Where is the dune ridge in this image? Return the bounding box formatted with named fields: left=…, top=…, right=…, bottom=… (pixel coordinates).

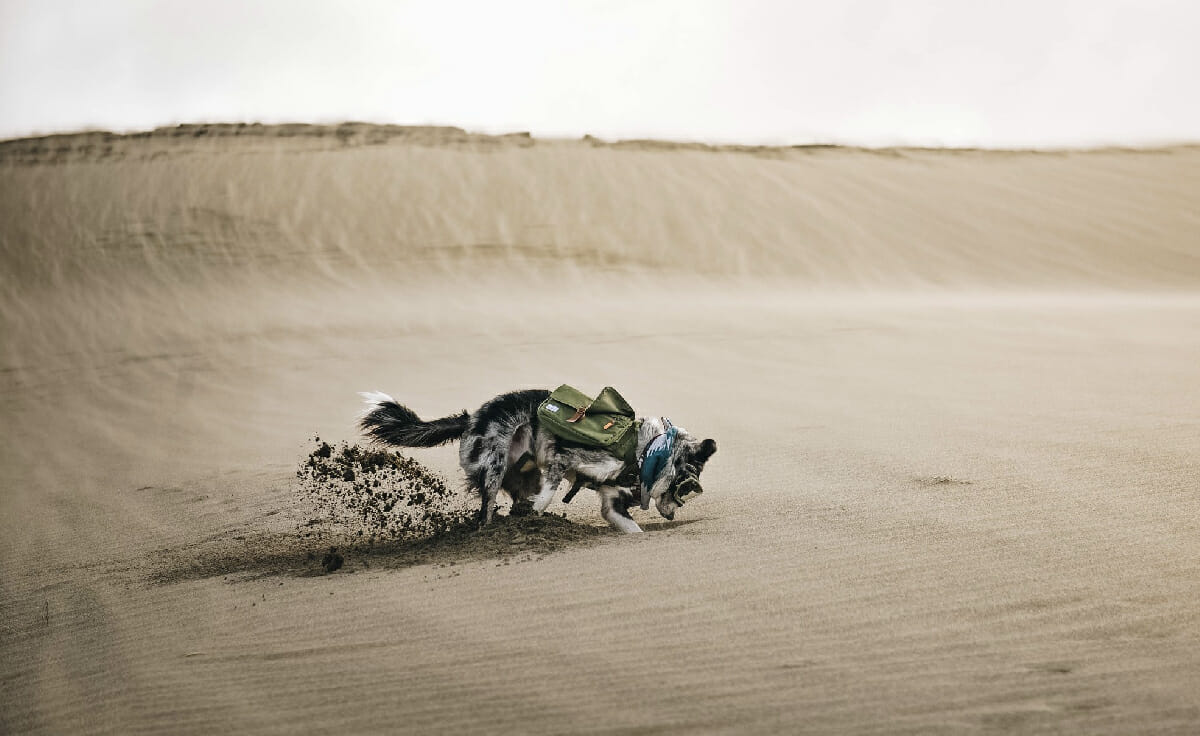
left=3, top=127, right=1197, bottom=294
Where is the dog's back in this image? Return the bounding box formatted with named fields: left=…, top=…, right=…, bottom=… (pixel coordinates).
left=361, top=388, right=551, bottom=523
left=457, top=389, right=549, bottom=494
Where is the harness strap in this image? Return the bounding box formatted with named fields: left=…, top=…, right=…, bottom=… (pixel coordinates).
left=562, top=475, right=588, bottom=504
left=560, top=417, right=673, bottom=508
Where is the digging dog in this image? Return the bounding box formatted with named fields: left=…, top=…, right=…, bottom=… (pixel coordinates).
left=358, top=389, right=716, bottom=533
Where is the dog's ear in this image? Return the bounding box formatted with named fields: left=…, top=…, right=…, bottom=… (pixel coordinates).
left=696, top=438, right=717, bottom=463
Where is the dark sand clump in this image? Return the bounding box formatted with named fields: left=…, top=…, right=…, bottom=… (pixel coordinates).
left=296, top=438, right=472, bottom=544
left=148, top=440, right=605, bottom=583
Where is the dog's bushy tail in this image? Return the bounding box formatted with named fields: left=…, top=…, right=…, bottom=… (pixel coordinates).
left=359, top=392, right=469, bottom=447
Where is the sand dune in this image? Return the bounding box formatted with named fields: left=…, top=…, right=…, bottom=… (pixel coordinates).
left=4, top=129, right=1198, bottom=291
left=2, top=127, right=1199, bottom=734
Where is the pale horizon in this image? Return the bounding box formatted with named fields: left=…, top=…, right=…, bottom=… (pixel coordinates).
left=2, top=0, right=1198, bottom=148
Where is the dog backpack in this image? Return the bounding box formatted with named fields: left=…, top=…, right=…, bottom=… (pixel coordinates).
left=537, top=385, right=640, bottom=463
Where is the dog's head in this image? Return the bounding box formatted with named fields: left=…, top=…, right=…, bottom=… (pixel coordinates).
left=641, top=419, right=717, bottom=521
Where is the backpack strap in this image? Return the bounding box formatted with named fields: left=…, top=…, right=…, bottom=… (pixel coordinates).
left=562, top=475, right=590, bottom=504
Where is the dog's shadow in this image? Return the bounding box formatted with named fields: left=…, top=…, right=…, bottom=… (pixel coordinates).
left=147, top=512, right=670, bottom=584
left=638, top=518, right=705, bottom=532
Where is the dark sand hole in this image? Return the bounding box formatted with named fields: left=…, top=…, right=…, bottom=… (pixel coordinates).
left=913, top=475, right=973, bottom=488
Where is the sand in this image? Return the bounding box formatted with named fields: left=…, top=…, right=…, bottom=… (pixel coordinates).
left=2, top=128, right=1200, bottom=734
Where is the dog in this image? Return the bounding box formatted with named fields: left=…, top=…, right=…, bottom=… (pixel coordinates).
left=358, top=389, right=716, bottom=533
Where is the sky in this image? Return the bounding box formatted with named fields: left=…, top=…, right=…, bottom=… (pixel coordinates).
left=1, top=0, right=1197, bottom=147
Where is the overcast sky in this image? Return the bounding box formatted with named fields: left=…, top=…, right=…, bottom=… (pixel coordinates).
left=1, top=0, right=1197, bottom=147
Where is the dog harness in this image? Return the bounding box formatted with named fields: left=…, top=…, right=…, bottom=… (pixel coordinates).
left=559, top=416, right=683, bottom=510
left=537, top=386, right=700, bottom=509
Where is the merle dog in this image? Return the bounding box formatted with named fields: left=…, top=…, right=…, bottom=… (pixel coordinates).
left=359, top=389, right=716, bottom=533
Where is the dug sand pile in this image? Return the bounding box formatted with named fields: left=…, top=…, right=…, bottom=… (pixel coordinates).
left=147, top=439, right=606, bottom=583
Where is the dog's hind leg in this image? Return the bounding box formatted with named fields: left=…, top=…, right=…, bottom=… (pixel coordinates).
left=472, top=460, right=505, bottom=527
left=530, top=460, right=566, bottom=514
left=478, top=491, right=493, bottom=526
left=504, top=424, right=537, bottom=516
left=598, top=486, right=642, bottom=534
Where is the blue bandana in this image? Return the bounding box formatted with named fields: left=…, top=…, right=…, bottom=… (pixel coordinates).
left=639, top=424, right=677, bottom=509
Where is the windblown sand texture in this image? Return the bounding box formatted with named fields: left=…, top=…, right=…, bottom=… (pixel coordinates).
left=2, top=126, right=1200, bottom=734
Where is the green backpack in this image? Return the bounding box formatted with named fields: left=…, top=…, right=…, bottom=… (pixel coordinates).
left=537, top=385, right=640, bottom=463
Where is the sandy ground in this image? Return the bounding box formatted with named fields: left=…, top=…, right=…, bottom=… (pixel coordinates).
left=2, top=130, right=1200, bottom=734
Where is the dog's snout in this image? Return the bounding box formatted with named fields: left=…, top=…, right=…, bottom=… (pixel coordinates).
left=664, top=510, right=675, bottom=521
